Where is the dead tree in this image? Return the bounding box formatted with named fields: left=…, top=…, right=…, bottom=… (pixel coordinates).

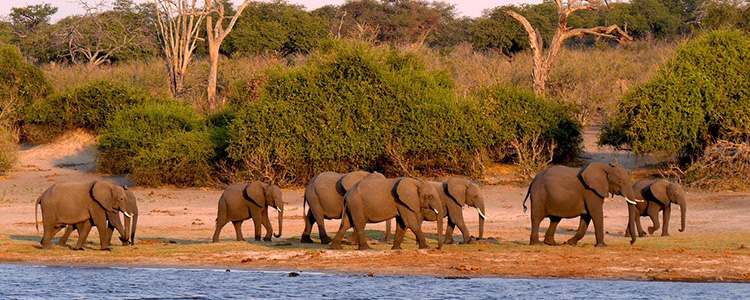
left=154, top=0, right=206, bottom=96
left=505, top=0, right=632, bottom=95
left=204, top=0, right=250, bottom=110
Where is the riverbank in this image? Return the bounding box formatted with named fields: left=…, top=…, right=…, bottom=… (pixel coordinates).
left=1, top=131, right=749, bottom=282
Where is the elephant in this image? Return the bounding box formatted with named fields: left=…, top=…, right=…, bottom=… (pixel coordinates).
left=330, top=177, right=444, bottom=250
left=624, top=179, right=686, bottom=237
left=301, top=171, right=386, bottom=244
left=35, top=180, right=131, bottom=250
left=522, top=162, right=640, bottom=247
left=57, top=188, right=139, bottom=246
left=212, top=181, right=283, bottom=243
left=420, top=178, right=487, bottom=244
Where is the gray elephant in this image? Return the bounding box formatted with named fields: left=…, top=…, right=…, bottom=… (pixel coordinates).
left=212, top=182, right=283, bottom=242
left=330, top=177, right=444, bottom=250
left=301, top=171, right=386, bottom=244
left=420, top=178, right=487, bottom=244
left=523, top=162, right=640, bottom=247
left=35, top=180, right=131, bottom=250
left=625, top=179, right=686, bottom=237
left=57, top=188, right=139, bottom=246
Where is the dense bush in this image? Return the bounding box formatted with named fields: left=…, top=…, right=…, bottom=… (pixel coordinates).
left=0, top=43, right=53, bottom=127
left=225, top=41, right=582, bottom=184
left=98, top=102, right=214, bottom=186
left=600, top=30, right=750, bottom=161
left=0, top=126, right=18, bottom=172
left=24, top=80, right=164, bottom=140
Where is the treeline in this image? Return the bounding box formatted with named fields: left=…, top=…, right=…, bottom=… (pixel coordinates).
left=2, top=0, right=750, bottom=65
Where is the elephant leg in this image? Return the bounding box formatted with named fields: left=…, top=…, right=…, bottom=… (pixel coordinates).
left=588, top=200, right=607, bottom=247
left=647, top=205, right=661, bottom=235
left=444, top=219, right=455, bottom=244
left=392, top=217, right=407, bottom=250
left=261, top=210, right=273, bottom=241
left=249, top=207, right=263, bottom=241
left=401, top=213, right=428, bottom=249
left=661, top=205, right=671, bottom=237
left=73, top=221, right=93, bottom=250
left=566, top=215, right=591, bottom=245
left=91, top=211, right=111, bottom=251
left=232, top=221, right=245, bottom=241
left=313, top=210, right=331, bottom=245
left=330, top=214, right=352, bottom=250
left=544, top=216, right=561, bottom=246
left=58, top=225, right=75, bottom=246
left=529, top=208, right=544, bottom=246
left=635, top=214, right=647, bottom=237
left=212, top=213, right=230, bottom=243
left=300, top=209, right=315, bottom=244
left=383, top=218, right=392, bottom=243
left=448, top=208, right=471, bottom=244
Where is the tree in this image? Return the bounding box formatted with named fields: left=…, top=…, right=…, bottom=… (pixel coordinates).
left=154, top=0, right=206, bottom=96
left=9, top=3, right=58, bottom=37
left=204, top=0, right=251, bottom=110
left=505, top=0, right=633, bottom=95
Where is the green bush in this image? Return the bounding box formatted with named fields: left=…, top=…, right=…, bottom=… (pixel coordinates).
left=24, top=80, right=163, bottom=139
left=98, top=102, right=208, bottom=179
left=601, top=30, right=750, bottom=160
left=225, top=40, right=582, bottom=184
left=0, top=43, right=53, bottom=127
left=130, top=130, right=214, bottom=187
left=0, top=126, right=18, bottom=172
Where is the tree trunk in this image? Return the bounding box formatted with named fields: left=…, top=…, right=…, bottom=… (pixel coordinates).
left=532, top=58, right=548, bottom=96
left=207, top=43, right=220, bottom=111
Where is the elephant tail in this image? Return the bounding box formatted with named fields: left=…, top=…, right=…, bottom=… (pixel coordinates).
left=522, top=187, right=531, bottom=213
left=35, top=195, right=41, bottom=233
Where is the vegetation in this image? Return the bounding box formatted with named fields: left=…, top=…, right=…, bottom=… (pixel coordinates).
left=601, top=30, right=750, bottom=160
left=0, top=43, right=53, bottom=127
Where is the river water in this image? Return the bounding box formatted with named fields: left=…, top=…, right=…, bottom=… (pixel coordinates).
left=1, top=263, right=747, bottom=299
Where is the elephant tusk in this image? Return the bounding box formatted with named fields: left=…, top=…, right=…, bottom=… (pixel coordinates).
left=123, top=212, right=132, bottom=218
left=624, top=197, right=643, bottom=205
left=276, top=207, right=282, bottom=213
left=477, top=208, right=487, bottom=219
left=432, top=208, right=439, bottom=214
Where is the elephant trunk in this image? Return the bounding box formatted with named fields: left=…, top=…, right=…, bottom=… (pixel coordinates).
left=436, top=207, right=444, bottom=250
left=123, top=213, right=132, bottom=246
left=678, top=197, right=686, bottom=232
left=475, top=197, right=486, bottom=240
left=131, top=213, right=138, bottom=245
left=622, top=185, right=638, bottom=245
left=274, top=202, right=283, bottom=238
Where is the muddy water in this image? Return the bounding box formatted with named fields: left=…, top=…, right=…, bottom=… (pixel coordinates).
left=1, top=264, right=747, bottom=299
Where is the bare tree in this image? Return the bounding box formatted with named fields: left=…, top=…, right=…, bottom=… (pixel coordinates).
left=204, top=0, right=250, bottom=110
left=154, top=0, right=206, bottom=96
left=505, top=0, right=632, bottom=95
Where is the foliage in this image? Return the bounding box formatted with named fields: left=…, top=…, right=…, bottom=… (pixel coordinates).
left=130, top=130, right=214, bottom=187
left=683, top=140, right=750, bottom=191
left=0, top=126, right=18, bottom=173
left=97, top=102, right=208, bottom=178
left=225, top=41, right=582, bottom=184
left=600, top=30, right=750, bottom=161
left=226, top=1, right=329, bottom=55
left=0, top=43, right=53, bottom=127
left=24, top=80, right=164, bottom=140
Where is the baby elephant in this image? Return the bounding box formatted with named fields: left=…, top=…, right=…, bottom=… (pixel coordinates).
left=625, top=179, right=687, bottom=237
left=212, top=182, right=283, bottom=242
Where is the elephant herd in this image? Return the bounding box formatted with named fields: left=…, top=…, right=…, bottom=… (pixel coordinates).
left=34, top=162, right=686, bottom=251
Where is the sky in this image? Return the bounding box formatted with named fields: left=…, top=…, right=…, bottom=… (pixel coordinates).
left=1, top=0, right=537, bottom=21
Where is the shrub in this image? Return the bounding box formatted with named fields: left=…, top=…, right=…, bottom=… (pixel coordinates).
left=225, top=41, right=582, bottom=184
left=0, top=126, right=18, bottom=172
left=98, top=102, right=206, bottom=176
left=24, top=80, right=164, bottom=140
left=0, top=43, right=53, bottom=127
left=600, top=30, right=750, bottom=161
left=130, top=130, right=214, bottom=187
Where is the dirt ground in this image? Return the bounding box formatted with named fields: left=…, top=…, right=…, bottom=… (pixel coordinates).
left=1, top=130, right=749, bottom=282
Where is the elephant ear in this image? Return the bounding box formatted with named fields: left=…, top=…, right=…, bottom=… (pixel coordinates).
left=647, top=180, right=671, bottom=207
left=91, top=181, right=116, bottom=213
left=395, top=178, right=421, bottom=213
left=242, top=182, right=266, bottom=207
left=337, top=171, right=368, bottom=195
left=579, top=162, right=609, bottom=199
left=446, top=178, right=468, bottom=207
left=263, top=184, right=281, bottom=208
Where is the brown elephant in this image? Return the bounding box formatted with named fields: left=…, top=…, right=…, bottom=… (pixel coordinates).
left=414, top=178, right=487, bottom=244
left=212, top=182, right=283, bottom=242
left=330, top=177, right=444, bottom=250
left=301, top=171, right=386, bottom=244
left=523, top=162, right=641, bottom=247
left=35, top=180, right=130, bottom=250
left=57, top=188, right=139, bottom=246
left=625, top=179, right=686, bottom=237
